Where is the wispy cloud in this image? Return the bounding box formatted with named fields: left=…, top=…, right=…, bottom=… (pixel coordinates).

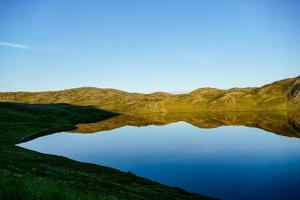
left=0, top=41, right=30, bottom=49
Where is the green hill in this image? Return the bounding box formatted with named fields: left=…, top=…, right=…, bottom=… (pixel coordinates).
left=0, top=76, right=299, bottom=113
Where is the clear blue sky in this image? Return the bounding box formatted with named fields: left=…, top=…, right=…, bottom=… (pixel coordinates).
left=0, top=0, right=299, bottom=93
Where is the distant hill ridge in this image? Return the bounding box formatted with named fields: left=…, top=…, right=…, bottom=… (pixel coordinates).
left=0, top=76, right=299, bottom=114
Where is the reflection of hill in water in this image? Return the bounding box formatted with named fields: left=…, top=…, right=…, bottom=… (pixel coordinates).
left=71, top=111, right=300, bottom=138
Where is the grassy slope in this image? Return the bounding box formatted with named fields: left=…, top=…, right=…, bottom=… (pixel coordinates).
left=0, top=76, right=299, bottom=114
left=0, top=102, right=211, bottom=200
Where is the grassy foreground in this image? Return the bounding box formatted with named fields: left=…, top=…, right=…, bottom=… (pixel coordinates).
left=0, top=102, right=211, bottom=200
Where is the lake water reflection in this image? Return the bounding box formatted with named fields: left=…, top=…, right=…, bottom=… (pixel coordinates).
left=18, top=111, right=300, bottom=199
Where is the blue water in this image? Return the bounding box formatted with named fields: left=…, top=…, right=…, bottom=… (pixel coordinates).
left=18, top=122, right=300, bottom=199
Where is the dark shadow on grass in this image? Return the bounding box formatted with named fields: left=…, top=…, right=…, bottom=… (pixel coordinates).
left=0, top=102, right=119, bottom=144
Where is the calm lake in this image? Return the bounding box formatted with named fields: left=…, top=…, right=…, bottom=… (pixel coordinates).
left=18, top=112, right=300, bottom=199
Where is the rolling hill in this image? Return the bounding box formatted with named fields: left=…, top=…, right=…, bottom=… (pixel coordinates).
left=0, top=76, right=299, bottom=114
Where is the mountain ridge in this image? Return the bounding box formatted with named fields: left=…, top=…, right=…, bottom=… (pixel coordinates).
left=0, top=76, right=299, bottom=114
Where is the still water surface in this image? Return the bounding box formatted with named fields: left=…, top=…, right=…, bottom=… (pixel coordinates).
left=19, top=118, right=300, bottom=199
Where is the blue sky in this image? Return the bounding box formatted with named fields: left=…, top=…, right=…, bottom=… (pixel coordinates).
left=0, top=0, right=299, bottom=92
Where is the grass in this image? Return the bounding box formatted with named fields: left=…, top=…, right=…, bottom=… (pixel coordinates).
left=0, top=102, right=212, bottom=200
left=0, top=175, right=96, bottom=200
